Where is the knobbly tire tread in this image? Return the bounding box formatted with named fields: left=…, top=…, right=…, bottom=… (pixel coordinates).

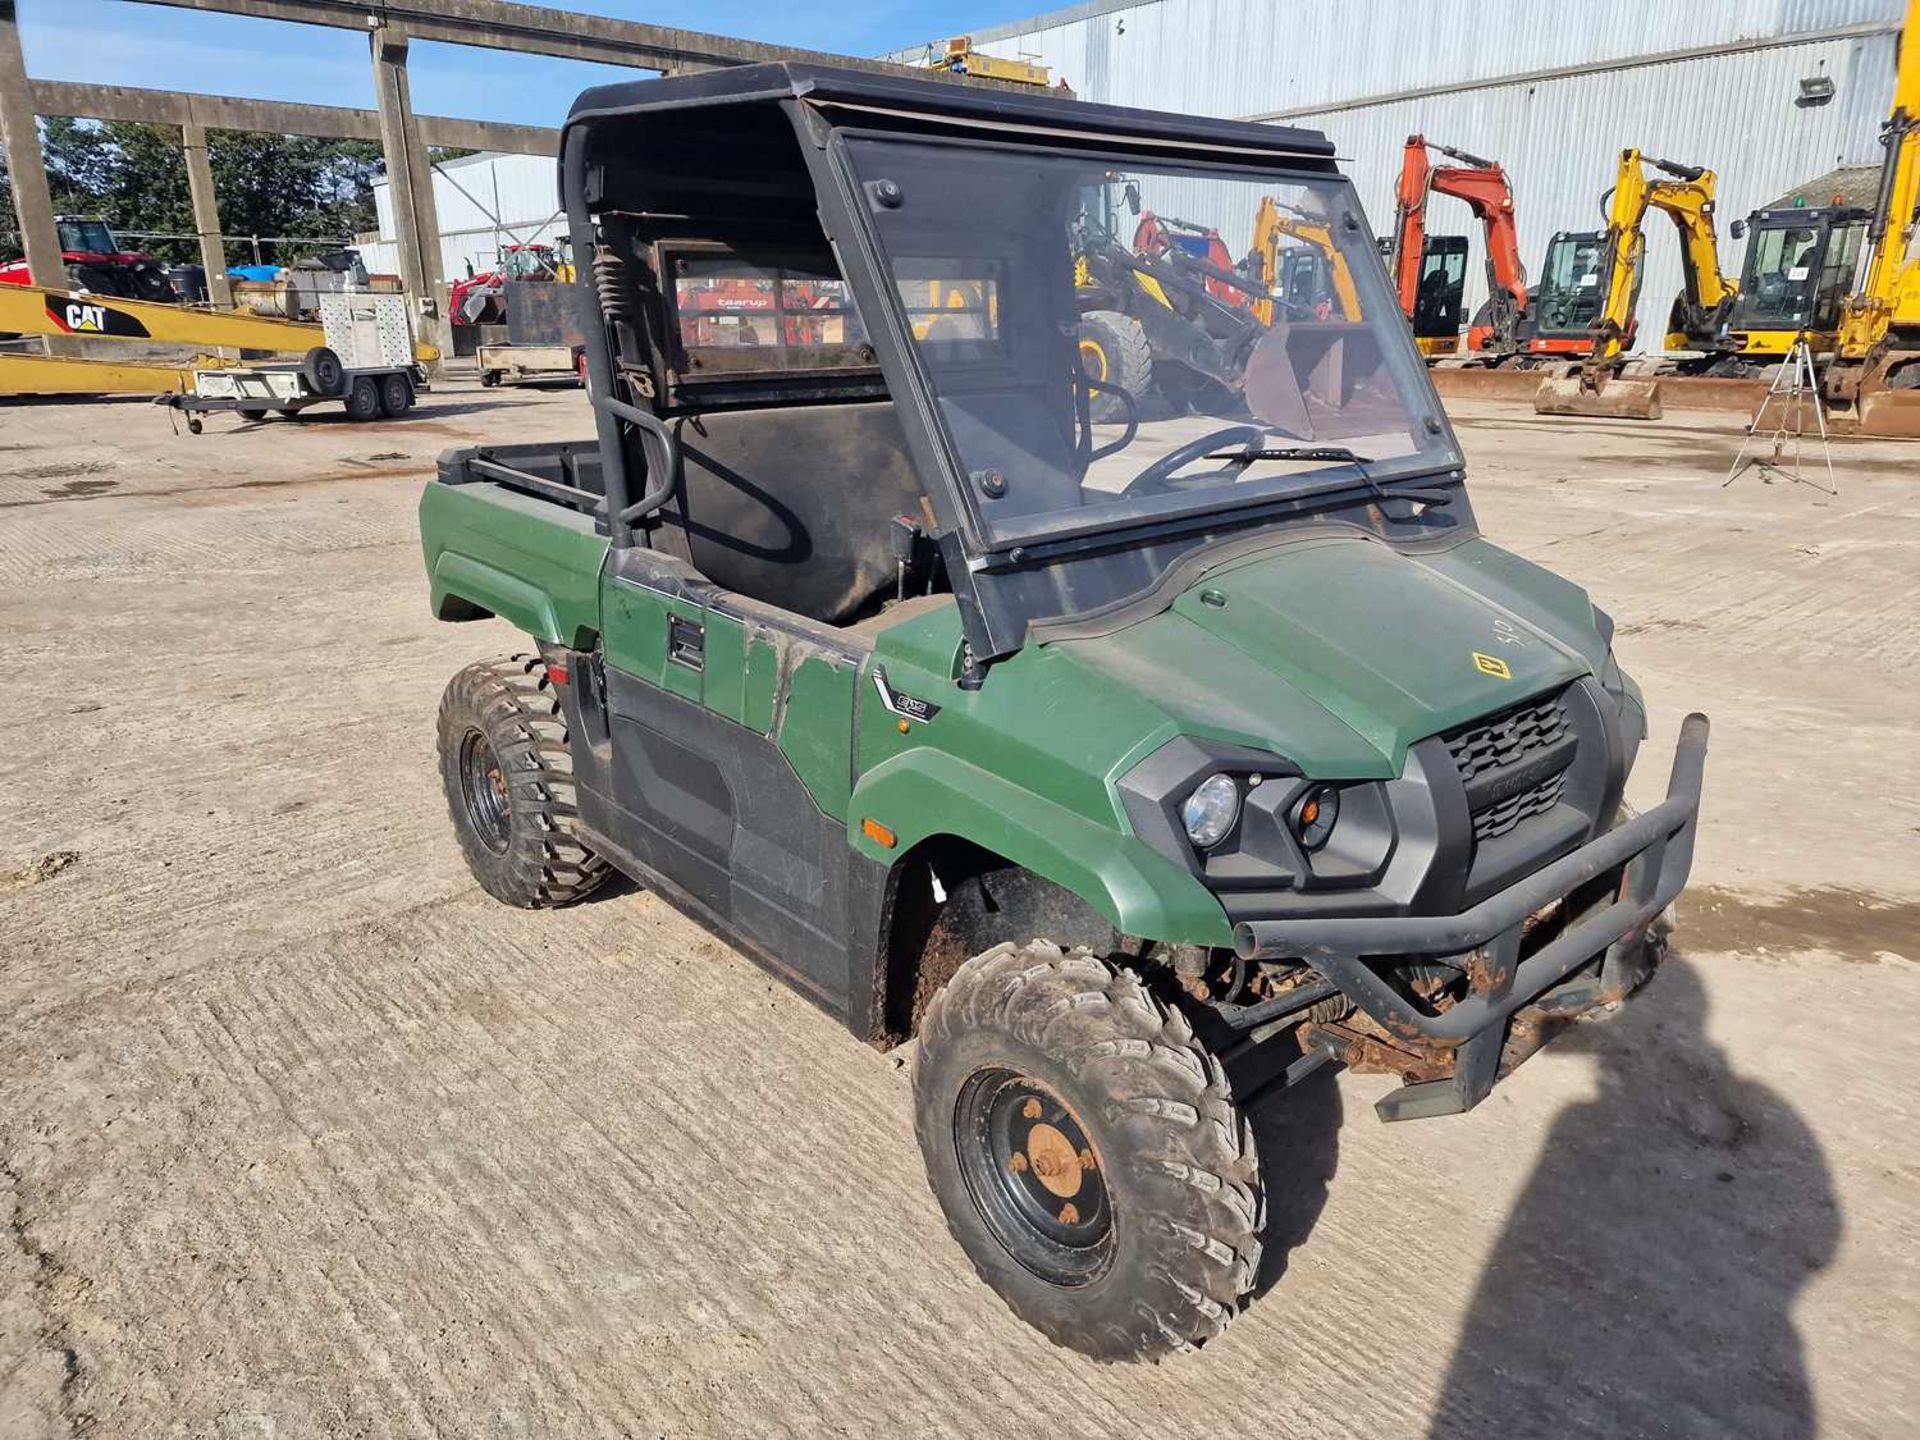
left=913, top=941, right=1262, bottom=1362
left=1078, top=309, right=1154, bottom=423
left=436, top=654, right=610, bottom=909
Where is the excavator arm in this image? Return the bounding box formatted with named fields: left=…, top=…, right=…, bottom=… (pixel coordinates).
left=1647, top=162, right=1738, bottom=346
left=1839, top=0, right=1920, bottom=357
left=1392, top=135, right=1530, bottom=349
left=1247, top=195, right=1361, bottom=323
left=1588, top=149, right=1654, bottom=366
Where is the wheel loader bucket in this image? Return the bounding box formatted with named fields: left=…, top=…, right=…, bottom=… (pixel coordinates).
left=1533, top=372, right=1664, bottom=420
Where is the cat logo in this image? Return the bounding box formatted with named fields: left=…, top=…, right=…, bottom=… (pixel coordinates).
left=43, top=299, right=148, bottom=338
left=1472, top=652, right=1513, bottom=680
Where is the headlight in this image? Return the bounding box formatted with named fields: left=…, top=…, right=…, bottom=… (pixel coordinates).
left=1181, top=773, right=1240, bottom=849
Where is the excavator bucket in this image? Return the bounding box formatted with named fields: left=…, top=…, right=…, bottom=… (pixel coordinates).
left=1854, top=386, right=1920, bottom=438
left=1533, top=368, right=1664, bottom=420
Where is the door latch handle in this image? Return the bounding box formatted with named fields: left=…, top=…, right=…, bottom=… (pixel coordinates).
left=668, top=613, right=706, bottom=671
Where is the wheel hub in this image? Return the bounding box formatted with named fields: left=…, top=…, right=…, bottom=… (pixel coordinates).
left=955, top=1069, right=1112, bottom=1285
left=459, top=728, right=513, bottom=853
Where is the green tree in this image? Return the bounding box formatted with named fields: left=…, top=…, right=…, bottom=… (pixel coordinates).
left=30, top=117, right=384, bottom=267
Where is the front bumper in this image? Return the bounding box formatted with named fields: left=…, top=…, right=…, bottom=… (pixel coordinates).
left=1234, top=712, right=1709, bottom=1120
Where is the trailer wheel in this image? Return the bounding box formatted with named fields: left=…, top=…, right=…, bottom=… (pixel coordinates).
left=344, top=376, right=382, bottom=422
left=436, top=655, right=610, bottom=909
left=300, top=346, right=345, bottom=397
left=1076, top=310, right=1152, bottom=423
left=378, top=372, right=414, bottom=417
left=238, top=409, right=269, bottom=422
left=914, top=942, right=1261, bottom=1362
left=480, top=369, right=500, bottom=388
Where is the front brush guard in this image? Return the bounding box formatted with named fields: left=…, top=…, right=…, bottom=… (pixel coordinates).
left=1233, top=713, right=1709, bottom=1120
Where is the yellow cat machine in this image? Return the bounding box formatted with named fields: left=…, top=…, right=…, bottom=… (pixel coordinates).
left=1536, top=150, right=1734, bottom=419
left=1822, top=0, right=1920, bottom=436
left=1, top=284, right=438, bottom=405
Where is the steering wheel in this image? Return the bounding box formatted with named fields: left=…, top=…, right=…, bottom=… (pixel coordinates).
left=1122, top=424, right=1268, bottom=495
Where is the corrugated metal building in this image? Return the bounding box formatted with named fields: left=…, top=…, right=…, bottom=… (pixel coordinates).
left=361, top=150, right=566, bottom=287
left=898, top=0, right=1906, bottom=355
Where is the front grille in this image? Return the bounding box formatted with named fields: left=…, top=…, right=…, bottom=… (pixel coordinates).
left=1471, top=770, right=1568, bottom=840
left=1445, top=692, right=1570, bottom=780
left=1444, top=689, right=1577, bottom=844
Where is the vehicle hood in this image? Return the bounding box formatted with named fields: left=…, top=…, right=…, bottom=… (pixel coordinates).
left=1062, top=532, right=1598, bottom=777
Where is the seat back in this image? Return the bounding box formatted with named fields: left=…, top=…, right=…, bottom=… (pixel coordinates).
left=655, top=402, right=925, bottom=625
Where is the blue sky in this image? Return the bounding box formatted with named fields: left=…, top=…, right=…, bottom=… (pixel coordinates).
left=19, top=1, right=1054, bottom=127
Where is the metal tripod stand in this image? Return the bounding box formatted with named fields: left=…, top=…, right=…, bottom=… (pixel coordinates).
left=1723, top=333, right=1836, bottom=494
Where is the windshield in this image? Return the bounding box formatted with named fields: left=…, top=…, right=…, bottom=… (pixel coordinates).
left=1731, top=218, right=1864, bottom=332
left=58, top=220, right=117, bottom=254
left=1535, top=233, right=1606, bottom=337
left=843, top=138, right=1455, bottom=547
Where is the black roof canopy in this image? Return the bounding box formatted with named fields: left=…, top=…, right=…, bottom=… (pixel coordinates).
left=563, top=61, right=1338, bottom=167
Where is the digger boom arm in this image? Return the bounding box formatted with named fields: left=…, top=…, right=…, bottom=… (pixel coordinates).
left=0, top=282, right=441, bottom=362
left=1249, top=195, right=1361, bottom=322
left=1392, top=134, right=1528, bottom=343
left=1840, top=0, right=1920, bottom=356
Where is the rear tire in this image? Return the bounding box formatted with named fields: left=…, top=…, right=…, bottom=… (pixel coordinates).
left=1077, top=310, right=1152, bottom=424
left=344, top=375, right=382, bottom=422
left=436, top=655, right=610, bottom=909
left=913, top=942, right=1261, bottom=1362
left=378, top=371, right=414, bottom=417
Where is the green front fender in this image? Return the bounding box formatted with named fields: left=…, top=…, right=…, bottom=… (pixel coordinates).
left=849, top=748, right=1234, bottom=948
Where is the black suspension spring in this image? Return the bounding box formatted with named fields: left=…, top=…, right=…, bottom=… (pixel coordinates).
left=593, top=247, right=639, bottom=323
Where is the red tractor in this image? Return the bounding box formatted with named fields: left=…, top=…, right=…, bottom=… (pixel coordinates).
left=0, top=216, right=178, bottom=302
left=450, top=241, right=570, bottom=327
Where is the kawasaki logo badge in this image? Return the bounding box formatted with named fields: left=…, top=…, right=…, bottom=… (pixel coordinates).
left=873, top=666, right=941, bottom=724
left=45, top=299, right=150, bottom=338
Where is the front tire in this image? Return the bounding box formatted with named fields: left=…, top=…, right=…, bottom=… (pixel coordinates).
left=913, top=942, right=1261, bottom=1362
left=1077, top=310, right=1152, bottom=424
left=436, top=655, right=610, bottom=908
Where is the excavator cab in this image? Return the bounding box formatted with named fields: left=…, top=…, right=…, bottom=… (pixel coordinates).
left=1723, top=206, right=1869, bottom=356
left=1526, top=231, right=1616, bottom=352
left=1409, top=235, right=1468, bottom=354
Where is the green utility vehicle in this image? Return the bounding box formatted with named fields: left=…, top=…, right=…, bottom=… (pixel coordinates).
left=420, top=66, right=1709, bottom=1362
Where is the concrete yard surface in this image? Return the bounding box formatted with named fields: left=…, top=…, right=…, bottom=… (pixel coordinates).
left=1, top=383, right=1917, bottom=1438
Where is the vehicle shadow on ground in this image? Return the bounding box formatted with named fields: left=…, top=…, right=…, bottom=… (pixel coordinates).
left=1426, top=956, right=1839, bottom=1440
left=1238, top=1051, right=1343, bottom=1299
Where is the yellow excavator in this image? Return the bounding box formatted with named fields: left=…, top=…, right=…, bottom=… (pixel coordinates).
left=1822, top=0, right=1920, bottom=435
left=1242, top=195, right=1362, bottom=325
left=1536, top=149, right=1735, bottom=419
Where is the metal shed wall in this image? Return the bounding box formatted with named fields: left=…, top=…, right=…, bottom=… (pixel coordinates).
left=369, top=151, right=564, bottom=288
left=921, top=0, right=1905, bottom=357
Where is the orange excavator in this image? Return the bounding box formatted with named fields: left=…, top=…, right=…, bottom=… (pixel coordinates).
left=1389, top=136, right=1530, bottom=361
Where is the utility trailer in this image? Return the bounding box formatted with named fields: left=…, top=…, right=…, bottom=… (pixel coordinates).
left=160, top=292, right=427, bottom=431
left=477, top=279, right=590, bottom=387
left=476, top=341, right=586, bottom=388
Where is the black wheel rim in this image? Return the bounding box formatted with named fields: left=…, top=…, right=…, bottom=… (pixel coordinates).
left=954, top=1068, right=1113, bottom=1286
left=458, top=729, right=512, bottom=853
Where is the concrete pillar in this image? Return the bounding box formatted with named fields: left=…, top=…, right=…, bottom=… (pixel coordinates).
left=369, top=21, right=445, bottom=365
left=180, top=120, right=233, bottom=308
left=0, top=0, right=62, bottom=290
